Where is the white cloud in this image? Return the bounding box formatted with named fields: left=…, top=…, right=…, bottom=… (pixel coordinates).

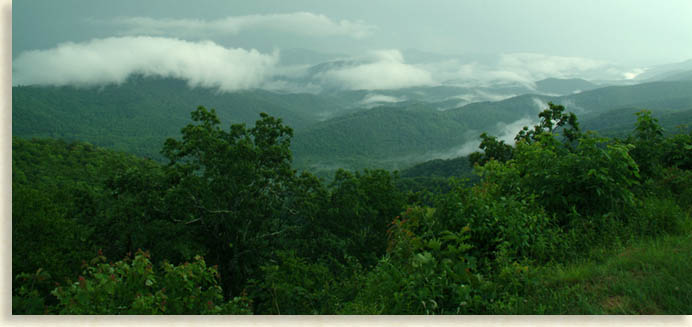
left=361, top=94, right=405, bottom=106
left=12, top=36, right=278, bottom=91
left=110, top=12, right=376, bottom=39
left=317, top=50, right=435, bottom=90
left=452, top=53, right=619, bottom=88
left=623, top=68, right=646, bottom=80
left=499, top=53, right=608, bottom=79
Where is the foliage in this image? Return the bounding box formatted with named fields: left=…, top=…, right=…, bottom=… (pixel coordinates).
left=627, top=110, right=665, bottom=179
left=468, top=133, right=514, bottom=167
left=47, top=251, right=251, bottom=314
left=156, top=106, right=299, bottom=297
left=515, top=102, right=581, bottom=145
left=326, top=169, right=407, bottom=267
left=434, top=180, right=563, bottom=266
left=249, top=250, right=360, bottom=314
left=345, top=207, right=490, bottom=314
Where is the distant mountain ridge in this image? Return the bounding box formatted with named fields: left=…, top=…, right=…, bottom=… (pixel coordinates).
left=13, top=75, right=692, bottom=174
left=535, top=78, right=598, bottom=95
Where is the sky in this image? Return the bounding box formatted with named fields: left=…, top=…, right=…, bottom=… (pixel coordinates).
left=12, top=0, right=692, bottom=90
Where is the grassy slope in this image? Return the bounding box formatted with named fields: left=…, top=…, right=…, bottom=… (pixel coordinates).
left=506, top=230, right=692, bottom=314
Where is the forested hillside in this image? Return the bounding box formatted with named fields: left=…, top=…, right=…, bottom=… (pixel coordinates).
left=13, top=104, right=692, bottom=314
left=13, top=78, right=692, bottom=175
left=12, top=75, right=348, bottom=160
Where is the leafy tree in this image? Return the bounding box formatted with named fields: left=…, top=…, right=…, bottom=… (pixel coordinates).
left=469, top=133, right=514, bottom=167
left=159, top=106, right=298, bottom=296
left=515, top=102, right=580, bottom=145
left=326, top=169, right=406, bottom=267
left=627, top=110, right=665, bottom=179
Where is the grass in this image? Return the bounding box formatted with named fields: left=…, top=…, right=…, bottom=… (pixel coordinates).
left=505, top=231, right=692, bottom=314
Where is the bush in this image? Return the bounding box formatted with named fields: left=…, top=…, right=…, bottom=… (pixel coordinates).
left=434, top=178, right=563, bottom=266
left=250, top=250, right=351, bottom=314
left=344, top=207, right=491, bottom=314
left=50, top=251, right=251, bottom=314
left=627, top=197, right=688, bottom=237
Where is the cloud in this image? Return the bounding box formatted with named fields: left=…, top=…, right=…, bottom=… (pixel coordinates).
left=361, top=94, right=406, bottom=106
left=317, top=50, right=435, bottom=90
left=452, top=53, right=618, bottom=88
left=623, top=68, right=646, bottom=79
left=499, top=53, right=608, bottom=79
left=532, top=97, right=549, bottom=112
left=109, top=12, right=376, bottom=39
left=440, top=116, right=536, bottom=159
left=12, top=36, right=278, bottom=91
left=495, top=117, right=536, bottom=145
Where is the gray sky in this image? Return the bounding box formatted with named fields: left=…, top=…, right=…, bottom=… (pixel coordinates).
left=14, top=0, right=692, bottom=64
left=11, top=0, right=692, bottom=90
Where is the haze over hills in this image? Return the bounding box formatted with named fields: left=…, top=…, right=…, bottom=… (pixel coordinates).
left=13, top=71, right=692, bottom=175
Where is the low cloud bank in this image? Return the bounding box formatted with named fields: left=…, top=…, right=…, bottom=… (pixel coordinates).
left=13, top=36, right=278, bottom=91
left=361, top=94, right=406, bottom=106
left=451, top=53, right=619, bottom=88
left=317, top=50, right=435, bottom=90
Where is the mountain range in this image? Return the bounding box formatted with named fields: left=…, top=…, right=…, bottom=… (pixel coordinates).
left=12, top=56, right=692, bottom=175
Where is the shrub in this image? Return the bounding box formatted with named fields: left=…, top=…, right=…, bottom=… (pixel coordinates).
left=50, top=251, right=251, bottom=314
left=344, top=207, right=491, bottom=314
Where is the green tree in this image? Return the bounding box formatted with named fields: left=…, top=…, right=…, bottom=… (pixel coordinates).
left=469, top=133, right=514, bottom=167
left=515, top=102, right=581, bottom=145
left=159, top=106, right=298, bottom=297
left=627, top=110, right=665, bottom=179
left=326, top=169, right=406, bottom=267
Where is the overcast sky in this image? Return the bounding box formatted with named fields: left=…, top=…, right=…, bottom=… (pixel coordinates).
left=15, top=0, right=692, bottom=63
left=12, top=0, right=692, bottom=90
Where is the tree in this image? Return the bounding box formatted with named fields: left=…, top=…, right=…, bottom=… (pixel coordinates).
left=515, top=102, right=580, bottom=145
left=469, top=133, right=514, bottom=167
left=160, top=106, right=297, bottom=297
left=627, top=110, right=665, bottom=179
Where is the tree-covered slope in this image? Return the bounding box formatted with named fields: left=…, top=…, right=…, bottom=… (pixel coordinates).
left=12, top=76, right=343, bottom=160
left=13, top=78, right=692, bottom=173
left=535, top=77, right=598, bottom=95
left=291, top=94, right=546, bottom=170
left=561, top=81, right=692, bottom=114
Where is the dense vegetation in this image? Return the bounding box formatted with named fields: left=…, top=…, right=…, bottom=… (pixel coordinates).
left=13, top=100, right=692, bottom=314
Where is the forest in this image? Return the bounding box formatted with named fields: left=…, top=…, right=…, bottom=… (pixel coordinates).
left=12, top=101, right=692, bottom=314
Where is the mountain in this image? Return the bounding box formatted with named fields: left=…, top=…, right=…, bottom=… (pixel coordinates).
left=535, top=78, right=598, bottom=95
left=12, top=76, right=348, bottom=160
left=14, top=75, right=692, bottom=175
left=658, top=70, right=692, bottom=82
left=580, top=107, right=692, bottom=137
left=293, top=81, right=692, bottom=173
left=634, top=59, right=692, bottom=81
left=559, top=81, right=692, bottom=116
left=291, top=94, right=549, bottom=172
